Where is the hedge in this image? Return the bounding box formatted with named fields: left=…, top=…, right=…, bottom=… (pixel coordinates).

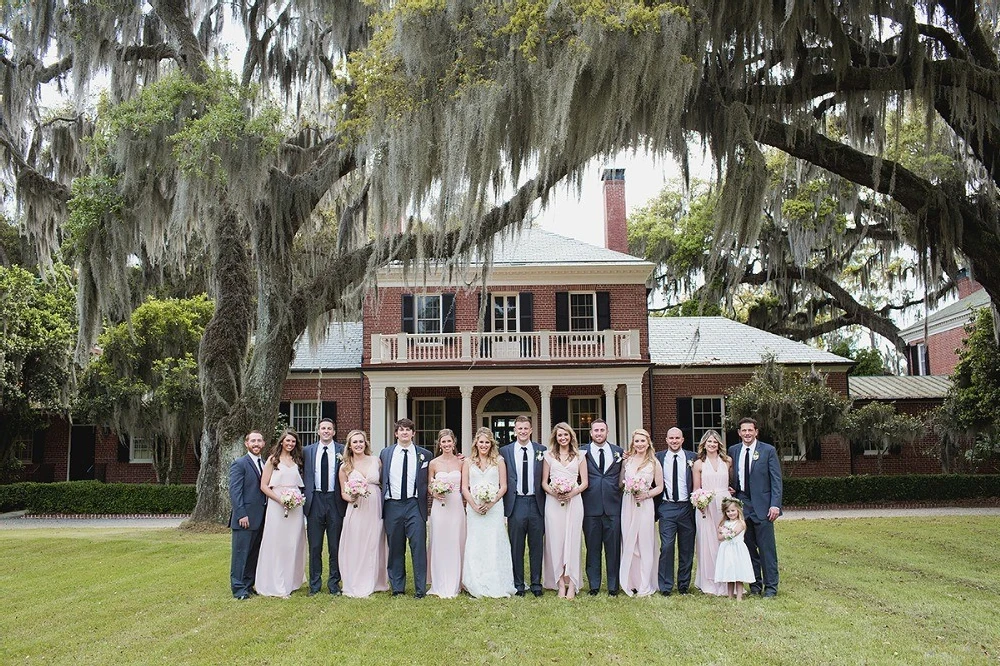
left=0, top=481, right=196, bottom=514
left=783, top=474, right=1000, bottom=505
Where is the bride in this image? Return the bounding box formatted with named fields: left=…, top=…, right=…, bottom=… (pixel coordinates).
left=461, top=427, right=516, bottom=598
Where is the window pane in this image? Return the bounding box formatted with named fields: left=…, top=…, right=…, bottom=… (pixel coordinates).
left=569, top=293, right=595, bottom=332
left=414, top=399, right=445, bottom=450
left=13, top=439, right=33, bottom=463
left=292, top=402, right=319, bottom=446
left=416, top=295, right=442, bottom=334
left=131, top=437, right=154, bottom=462
left=569, top=397, right=600, bottom=444
left=691, top=397, right=724, bottom=446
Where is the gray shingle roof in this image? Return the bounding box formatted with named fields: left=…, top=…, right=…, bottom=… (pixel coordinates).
left=486, top=226, right=649, bottom=265
left=849, top=375, right=951, bottom=400
left=648, top=316, right=851, bottom=367
left=289, top=322, right=363, bottom=371
left=899, top=288, right=991, bottom=339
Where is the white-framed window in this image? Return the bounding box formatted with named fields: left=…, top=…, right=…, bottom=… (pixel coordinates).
left=569, top=396, right=601, bottom=444
left=12, top=437, right=33, bottom=463
left=569, top=292, right=597, bottom=332
left=691, top=396, right=725, bottom=446
left=130, top=437, right=154, bottom=463
left=915, top=343, right=928, bottom=376
left=491, top=293, right=519, bottom=333
left=289, top=401, right=320, bottom=446
left=415, top=295, right=443, bottom=335
left=413, top=398, right=445, bottom=450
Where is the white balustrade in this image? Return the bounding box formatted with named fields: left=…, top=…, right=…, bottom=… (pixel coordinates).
left=370, top=330, right=641, bottom=364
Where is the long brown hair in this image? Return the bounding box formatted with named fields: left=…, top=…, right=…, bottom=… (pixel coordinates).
left=697, top=430, right=731, bottom=464
left=267, top=429, right=304, bottom=470
left=470, top=427, right=499, bottom=467
left=435, top=428, right=458, bottom=456
left=548, top=422, right=580, bottom=462
left=341, top=430, right=371, bottom=476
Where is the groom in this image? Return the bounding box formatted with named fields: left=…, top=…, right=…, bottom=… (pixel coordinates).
left=380, top=417, right=432, bottom=598
left=655, top=427, right=696, bottom=596
left=500, top=415, right=546, bottom=597
left=303, top=418, right=346, bottom=595
left=229, top=430, right=267, bottom=600
left=729, top=417, right=783, bottom=597
left=580, top=418, right=624, bottom=596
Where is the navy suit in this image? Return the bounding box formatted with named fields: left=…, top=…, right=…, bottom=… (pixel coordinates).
left=379, top=443, right=432, bottom=595
left=729, top=440, right=783, bottom=595
left=579, top=443, right=624, bottom=593
left=655, top=448, right=697, bottom=594
left=303, top=440, right=347, bottom=594
left=229, top=453, right=266, bottom=597
left=500, top=441, right=547, bottom=593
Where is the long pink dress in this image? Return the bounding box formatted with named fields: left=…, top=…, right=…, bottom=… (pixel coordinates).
left=255, top=462, right=307, bottom=597
left=427, top=469, right=465, bottom=598
left=694, top=456, right=731, bottom=595
left=338, top=463, right=389, bottom=598
left=619, top=459, right=658, bottom=596
left=542, top=454, right=584, bottom=593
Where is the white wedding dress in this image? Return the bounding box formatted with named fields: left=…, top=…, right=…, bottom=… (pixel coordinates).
left=462, top=464, right=516, bottom=598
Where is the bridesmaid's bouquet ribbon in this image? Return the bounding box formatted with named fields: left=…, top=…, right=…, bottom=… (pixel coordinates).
left=279, top=489, right=305, bottom=517
left=345, top=479, right=370, bottom=508
left=690, top=488, right=714, bottom=513
left=550, top=478, right=577, bottom=506
left=622, top=477, right=650, bottom=507
left=429, top=479, right=455, bottom=506
left=471, top=482, right=499, bottom=505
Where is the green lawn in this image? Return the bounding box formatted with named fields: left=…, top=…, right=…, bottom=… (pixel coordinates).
left=2, top=518, right=998, bottom=665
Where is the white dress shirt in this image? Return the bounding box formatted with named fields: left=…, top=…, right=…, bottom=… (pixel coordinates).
left=249, top=453, right=263, bottom=475
left=387, top=444, right=418, bottom=500
left=314, top=442, right=338, bottom=491
left=515, top=442, right=535, bottom=495
left=662, top=451, right=689, bottom=501
left=589, top=443, right=612, bottom=473
left=739, top=441, right=758, bottom=492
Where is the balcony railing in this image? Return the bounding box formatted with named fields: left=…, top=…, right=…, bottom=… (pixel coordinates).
left=370, top=330, right=641, bottom=364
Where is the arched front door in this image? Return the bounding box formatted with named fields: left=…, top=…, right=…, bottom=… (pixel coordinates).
left=479, top=388, right=534, bottom=447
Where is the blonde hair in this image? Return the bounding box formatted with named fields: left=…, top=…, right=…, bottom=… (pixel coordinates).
left=470, top=427, right=499, bottom=466
left=627, top=428, right=656, bottom=471
left=719, top=497, right=745, bottom=526
left=697, top=430, right=731, bottom=464
left=341, top=430, right=371, bottom=476
left=435, top=428, right=457, bottom=456
left=548, top=422, right=580, bottom=461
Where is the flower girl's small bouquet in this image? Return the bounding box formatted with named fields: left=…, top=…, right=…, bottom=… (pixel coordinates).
left=719, top=523, right=737, bottom=541
left=471, top=482, right=499, bottom=506
left=429, top=478, right=455, bottom=507
left=344, top=478, right=370, bottom=508
left=622, top=476, right=650, bottom=507
left=279, top=488, right=305, bottom=517
left=690, top=488, right=714, bottom=513
left=550, top=477, right=578, bottom=506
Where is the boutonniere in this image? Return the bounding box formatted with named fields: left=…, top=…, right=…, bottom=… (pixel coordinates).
left=687, top=459, right=694, bottom=468
left=335, top=452, right=343, bottom=462
left=614, top=452, right=623, bottom=463
left=752, top=451, right=760, bottom=461
left=418, top=453, right=426, bottom=463
left=535, top=451, right=544, bottom=462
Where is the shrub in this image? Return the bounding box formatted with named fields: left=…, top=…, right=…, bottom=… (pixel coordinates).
left=783, top=474, right=1000, bottom=505
left=0, top=481, right=196, bottom=514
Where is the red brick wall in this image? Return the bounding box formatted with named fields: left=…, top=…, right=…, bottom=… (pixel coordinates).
left=603, top=176, right=628, bottom=254
left=280, top=374, right=367, bottom=436
left=907, top=325, right=970, bottom=376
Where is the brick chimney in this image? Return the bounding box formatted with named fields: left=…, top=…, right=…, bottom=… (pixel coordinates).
left=955, top=268, right=984, bottom=299
left=602, top=168, right=628, bottom=254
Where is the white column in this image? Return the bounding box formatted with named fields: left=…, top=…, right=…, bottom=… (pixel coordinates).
left=370, top=384, right=387, bottom=452
left=396, top=386, right=410, bottom=420
left=460, top=385, right=474, bottom=451
left=625, top=381, right=644, bottom=436
left=539, top=384, right=552, bottom=442
left=603, top=382, right=619, bottom=446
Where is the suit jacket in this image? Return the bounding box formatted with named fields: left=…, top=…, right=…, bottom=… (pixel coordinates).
left=728, top=440, right=783, bottom=520
left=303, top=440, right=347, bottom=518
left=229, top=453, right=266, bottom=530
left=654, top=449, right=697, bottom=513
left=500, top=441, right=547, bottom=517
left=379, top=444, right=433, bottom=521
left=579, top=443, right=625, bottom=517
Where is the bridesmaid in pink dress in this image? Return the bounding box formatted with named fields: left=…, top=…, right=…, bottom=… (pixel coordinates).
left=256, top=430, right=307, bottom=598
left=619, top=428, right=663, bottom=597
left=692, top=429, right=732, bottom=596
left=337, top=430, right=389, bottom=598
left=427, top=428, right=466, bottom=598
left=541, top=422, right=588, bottom=599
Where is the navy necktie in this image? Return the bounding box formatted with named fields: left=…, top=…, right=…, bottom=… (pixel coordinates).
left=672, top=454, right=679, bottom=502
left=256, top=457, right=263, bottom=476
left=321, top=446, right=329, bottom=492
left=599, top=448, right=606, bottom=474
left=521, top=447, right=529, bottom=495
left=743, top=448, right=751, bottom=494
left=401, top=448, right=409, bottom=499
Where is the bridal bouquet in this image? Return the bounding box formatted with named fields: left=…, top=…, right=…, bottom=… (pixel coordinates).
left=429, top=478, right=455, bottom=506
left=279, top=489, right=305, bottom=517
left=623, top=476, right=650, bottom=507
left=471, top=482, right=499, bottom=506
left=344, top=478, right=370, bottom=508
left=550, top=477, right=577, bottom=506
left=719, top=523, right=737, bottom=541
left=690, top=488, right=714, bottom=513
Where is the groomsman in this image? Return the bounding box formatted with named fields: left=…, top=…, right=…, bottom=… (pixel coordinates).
left=380, top=418, right=432, bottom=598
left=229, top=430, right=267, bottom=600
left=580, top=418, right=624, bottom=596
left=303, top=418, right=347, bottom=595
left=500, top=415, right=546, bottom=597
left=655, top=427, right=696, bottom=596
left=729, top=417, right=783, bottom=597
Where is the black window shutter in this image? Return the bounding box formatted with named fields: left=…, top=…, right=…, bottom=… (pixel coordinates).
left=922, top=346, right=930, bottom=376
left=32, top=430, right=46, bottom=464
left=806, top=438, right=822, bottom=460
left=444, top=397, right=462, bottom=452
left=906, top=345, right=917, bottom=375
left=519, top=292, right=533, bottom=332
left=552, top=397, right=569, bottom=428
left=480, top=292, right=492, bottom=332
left=321, top=401, right=337, bottom=424
left=401, top=294, right=415, bottom=334
left=676, top=397, right=694, bottom=450
left=555, top=292, right=569, bottom=331
left=118, top=436, right=131, bottom=463
left=442, top=293, right=456, bottom=333
left=279, top=401, right=291, bottom=425
left=596, top=291, right=611, bottom=330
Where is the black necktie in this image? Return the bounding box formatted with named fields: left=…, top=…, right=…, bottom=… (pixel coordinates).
left=321, top=446, right=329, bottom=493
left=256, top=457, right=263, bottom=476
left=401, top=448, right=409, bottom=499
left=521, top=447, right=529, bottom=495
left=599, top=448, right=606, bottom=474
left=672, top=454, right=679, bottom=502
left=743, top=447, right=751, bottom=494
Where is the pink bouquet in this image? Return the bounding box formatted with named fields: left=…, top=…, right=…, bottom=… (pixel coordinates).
left=345, top=478, right=370, bottom=508
left=429, top=478, right=455, bottom=506
left=623, top=476, right=650, bottom=507
left=279, top=488, right=305, bottom=517
left=550, top=477, right=577, bottom=506
left=719, top=523, right=737, bottom=541
left=690, top=488, right=714, bottom=513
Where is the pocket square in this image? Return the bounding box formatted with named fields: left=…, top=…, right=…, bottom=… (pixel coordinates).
left=421, top=462, right=429, bottom=469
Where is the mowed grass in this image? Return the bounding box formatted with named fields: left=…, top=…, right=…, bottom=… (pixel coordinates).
left=2, top=518, right=999, bottom=665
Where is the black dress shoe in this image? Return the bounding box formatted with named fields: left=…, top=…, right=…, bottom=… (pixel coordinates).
left=749, top=586, right=762, bottom=596
left=330, top=589, right=342, bottom=596
left=678, top=587, right=690, bottom=595
left=763, top=591, right=777, bottom=599
left=532, top=590, right=543, bottom=597
left=392, top=591, right=404, bottom=596
left=588, top=589, right=599, bottom=596
left=607, top=590, right=619, bottom=597
left=235, top=594, right=250, bottom=600
left=308, top=590, right=320, bottom=597
left=660, top=590, right=671, bottom=597
left=249, top=588, right=259, bottom=596
left=414, top=593, right=426, bottom=599
left=515, top=590, right=526, bottom=597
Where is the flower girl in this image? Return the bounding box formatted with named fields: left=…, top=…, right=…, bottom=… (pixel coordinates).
left=714, top=498, right=755, bottom=600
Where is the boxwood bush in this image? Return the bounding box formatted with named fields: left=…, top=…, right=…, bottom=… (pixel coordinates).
left=783, top=474, right=1000, bottom=505
left=0, top=481, right=196, bottom=514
